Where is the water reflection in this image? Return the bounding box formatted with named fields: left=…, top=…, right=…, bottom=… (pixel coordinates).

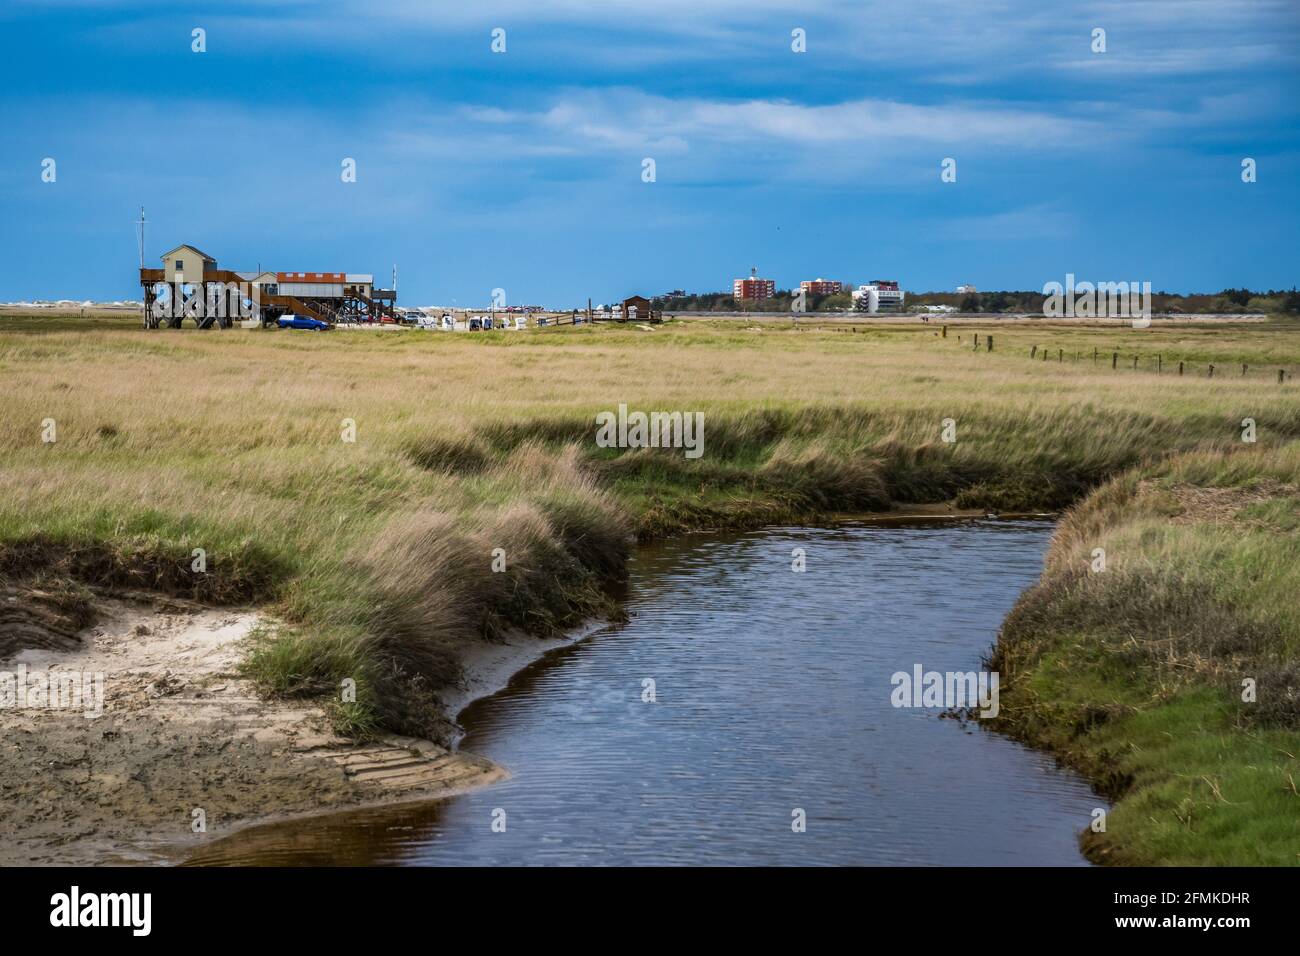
left=189, top=520, right=1101, bottom=866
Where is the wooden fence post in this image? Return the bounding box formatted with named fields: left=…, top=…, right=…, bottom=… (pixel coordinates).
left=987, top=335, right=993, bottom=352
left=1031, top=345, right=1037, bottom=358
left=1208, top=364, right=1215, bottom=378
left=1112, top=352, right=1118, bottom=369
left=1179, top=361, right=1184, bottom=376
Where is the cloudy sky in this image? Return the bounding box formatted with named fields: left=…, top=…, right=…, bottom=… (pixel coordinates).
left=2, top=0, right=1297, bottom=304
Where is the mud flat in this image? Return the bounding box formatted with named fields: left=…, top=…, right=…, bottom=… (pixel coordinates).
left=0, top=595, right=576, bottom=865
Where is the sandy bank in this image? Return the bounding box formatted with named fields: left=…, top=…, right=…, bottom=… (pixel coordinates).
left=0, top=595, right=595, bottom=865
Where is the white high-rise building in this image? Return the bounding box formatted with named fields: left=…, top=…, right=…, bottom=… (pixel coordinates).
left=852, top=280, right=905, bottom=313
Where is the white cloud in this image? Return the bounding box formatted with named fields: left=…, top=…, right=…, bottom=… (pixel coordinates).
left=452, top=89, right=1105, bottom=158
left=55, top=0, right=1299, bottom=86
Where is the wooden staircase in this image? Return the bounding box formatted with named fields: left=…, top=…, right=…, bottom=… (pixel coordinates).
left=265, top=293, right=335, bottom=324
left=350, top=290, right=397, bottom=323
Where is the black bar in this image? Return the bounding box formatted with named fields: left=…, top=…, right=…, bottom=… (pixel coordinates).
left=0, top=865, right=1284, bottom=941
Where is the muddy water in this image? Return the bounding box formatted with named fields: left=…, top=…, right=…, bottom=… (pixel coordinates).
left=189, top=520, right=1101, bottom=866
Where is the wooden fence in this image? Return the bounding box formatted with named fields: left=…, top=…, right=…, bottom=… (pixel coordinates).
left=941, top=327, right=1293, bottom=384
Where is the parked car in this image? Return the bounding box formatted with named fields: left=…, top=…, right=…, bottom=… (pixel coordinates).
left=277, top=314, right=330, bottom=331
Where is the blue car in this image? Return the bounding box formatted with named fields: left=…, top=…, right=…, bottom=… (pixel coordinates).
left=277, top=314, right=330, bottom=331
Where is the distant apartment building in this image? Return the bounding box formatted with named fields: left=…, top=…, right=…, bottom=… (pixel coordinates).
left=853, top=280, right=905, bottom=314
left=956, top=284, right=977, bottom=294
left=799, top=278, right=843, bottom=296
left=733, top=276, right=776, bottom=300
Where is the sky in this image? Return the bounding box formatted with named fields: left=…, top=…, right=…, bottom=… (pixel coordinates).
left=1, top=0, right=1298, bottom=306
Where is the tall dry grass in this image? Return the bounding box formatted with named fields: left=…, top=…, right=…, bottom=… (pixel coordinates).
left=2, top=316, right=1299, bottom=743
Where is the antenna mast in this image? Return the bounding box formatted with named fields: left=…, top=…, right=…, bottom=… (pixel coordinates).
left=137, top=207, right=147, bottom=269
left=136, top=207, right=149, bottom=329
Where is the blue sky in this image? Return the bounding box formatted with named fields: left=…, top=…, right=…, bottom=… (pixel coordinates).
left=2, top=0, right=1297, bottom=305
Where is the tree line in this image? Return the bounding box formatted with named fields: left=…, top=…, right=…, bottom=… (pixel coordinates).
left=653, top=288, right=1300, bottom=315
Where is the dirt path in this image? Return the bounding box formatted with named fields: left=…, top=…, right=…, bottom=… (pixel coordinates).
left=0, top=596, right=505, bottom=865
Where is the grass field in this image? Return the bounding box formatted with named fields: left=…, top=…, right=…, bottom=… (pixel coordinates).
left=2, top=312, right=1298, bottom=863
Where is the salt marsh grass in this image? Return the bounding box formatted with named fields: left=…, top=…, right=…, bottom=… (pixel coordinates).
left=2, top=314, right=1299, bottom=861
